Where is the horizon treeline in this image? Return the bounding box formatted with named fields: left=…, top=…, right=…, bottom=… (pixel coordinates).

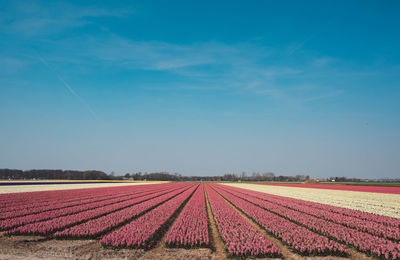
left=0, top=168, right=310, bottom=182
left=1, top=169, right=398, bottom=182
left=0, top=169, right=111, bottom=180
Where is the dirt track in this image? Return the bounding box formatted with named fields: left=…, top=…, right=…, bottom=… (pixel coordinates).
left=0, top=233, right=366, bottom=260
left=0, top=233, right=214, bottom=260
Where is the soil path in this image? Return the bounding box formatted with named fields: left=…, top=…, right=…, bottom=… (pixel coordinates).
left=204, top=185, right=228, bottom=260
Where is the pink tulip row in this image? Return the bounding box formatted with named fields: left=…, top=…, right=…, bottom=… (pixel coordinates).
left=0, top=186, right=104, bottom=206
left=217, top=185, right=400, bottom=259
left=222, top=185, right=400, bottom=241
left=165, top=184, right=209, bottom=248
left=0, top=183, right=168, bottom=214
left=0, top=184, right=153, bottom=208
left=211, top=185, right=345, bottom=256
left=0, top=189, right=152, bottom=220
left=205, top=185, right=281, bottom=258
left=269, top=193, right=400, bottom=241
left=283, top=194, right=400, bottom=229
left=0, top=192, right=123, bottom=216
left=0, top=186, right=180, bottom=231
left=0, top=188, right=114, bottom=212
left=1, top=183, right=178, bottom=217
left=5, top=184, right=190, bottom=235
left=0, top=186, right=145, bottom=214
left=99, top=185, right=198, bottom=249
left=53, top=185, right=193, bottom=238
left=255, top=183, right=400, bottom=194
left=306, top=201, right=400, bottom=229
left=228, top=185, right=400, bottom=229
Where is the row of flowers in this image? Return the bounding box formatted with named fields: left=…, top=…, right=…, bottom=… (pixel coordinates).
left=270, top=191, right=400, bottom=228
left=228, top=186, right=400, bottom=241
left=255, top=183, right=400, bottom=194
left=165, top=184, right=209, bottom=248
left=99, top=185, right=198, bottom=249
left=205, top=184, right=281, bottom=258
left=0, top=183, right=166, bottom=214
left=53, top=185, right=192, bottom=238
left=0, top=184, right=149, bottom=209
left=218, top=184, right=400, bottom=259
left=0, top=189, right=155, bottom=220
left=4, top=184, right=190, bottom=235
left=211, top=184, right=346, bottom=257
left=226, top=183, right=400, bottom=219
left=0, top=185, right=181, bottom=231
left=0, top=188, right=109, bottom=212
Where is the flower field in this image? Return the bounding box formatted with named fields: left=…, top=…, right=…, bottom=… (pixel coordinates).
left=227, top=183, right=400, bottom=219
left=1, top=182, right=400, bottom=259
left=255, top=183, right=400, bottom=194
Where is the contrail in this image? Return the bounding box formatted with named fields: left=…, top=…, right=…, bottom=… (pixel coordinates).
left=35, top=51, right=99, bottom=120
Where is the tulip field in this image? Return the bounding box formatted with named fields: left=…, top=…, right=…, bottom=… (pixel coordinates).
left=1, top=182, right=400, bottom=259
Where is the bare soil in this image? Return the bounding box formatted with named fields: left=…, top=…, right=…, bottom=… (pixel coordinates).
left=0, top=233, right=212, bottom=260
left=204, top=186, right=228, bottom=260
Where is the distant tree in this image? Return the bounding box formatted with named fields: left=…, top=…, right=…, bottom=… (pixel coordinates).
left=262, top=172, right=274, bottom=181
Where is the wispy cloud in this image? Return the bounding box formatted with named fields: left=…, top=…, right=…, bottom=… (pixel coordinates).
left=312, top=57, right=338, bottom=68
left=36, top=33, right=347, bottom=106
left=35, top=51, right=98, bottom=120
left=0, top=0, right=347, bottom=107
left=287, top=40, right=308, bottom=56
left=84, top=38, right=259, bottom=71
left=70, top=36, right=303, bottom=98
left=1, top=1, right=132, bottom=36
left=0, top=56, right=27, bottom=74
left=302, top=89, right=345, bottom=102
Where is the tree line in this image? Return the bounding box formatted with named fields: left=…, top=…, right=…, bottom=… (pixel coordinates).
left=123, top=171, right=310, bottom=182
left=0, top=169, right=111, bottom=180
left=0, top=169, right=311, bottom=182
left=7, top=169, right=393, bottom=183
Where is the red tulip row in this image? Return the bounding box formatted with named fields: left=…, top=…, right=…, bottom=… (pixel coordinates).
left=99, top=184, right=198, bottom=249
left=53, top=185, right=193, bottom=238
left=0, top=183, right=167, bottom=214
left=205, top=184, right=281, bottom=258
left=210, top=184, right=345, bottom=256
left=5, top=184, right=190, bottom=235
left=0, top=185, right=180, bottom=230
left=165, top=184, right=209, bottom=248
left=217, top=185, right=400, bottom=259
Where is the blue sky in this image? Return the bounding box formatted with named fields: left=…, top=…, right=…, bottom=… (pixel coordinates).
left=1, top=0, right=399, bottom=178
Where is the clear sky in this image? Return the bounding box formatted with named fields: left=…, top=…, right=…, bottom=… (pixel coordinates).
left=1, top=0, right=399, bottom=178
